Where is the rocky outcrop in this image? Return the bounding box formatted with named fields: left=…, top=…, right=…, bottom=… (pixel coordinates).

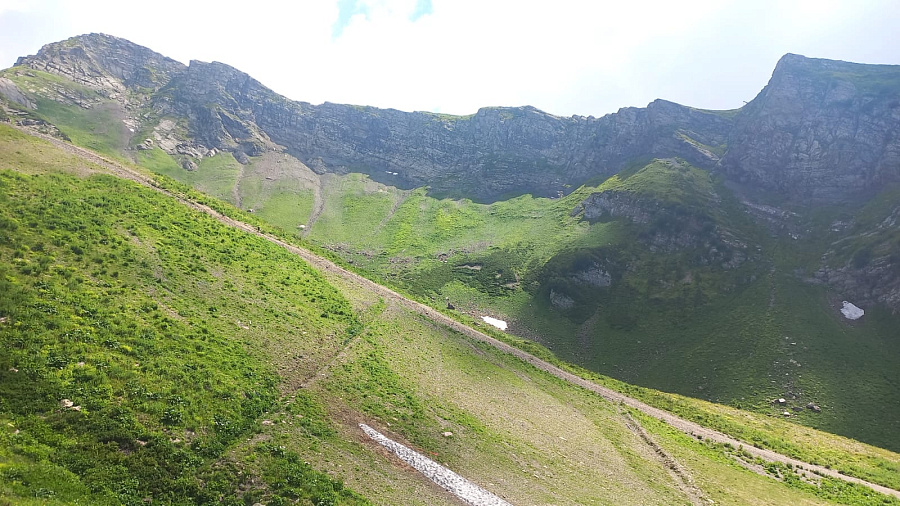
left=720, top=54, right=900, bottom=203
left=571, top=263, right=612, bottom=287
left=816, top=205, right=900, bottom=311
left=0, top=77, right=34, bottom=109
left=574, top=188, right=747, bottom=268
left=549, top=289, right=576, bottom=309
left=574, top=190, right=657, bottom=223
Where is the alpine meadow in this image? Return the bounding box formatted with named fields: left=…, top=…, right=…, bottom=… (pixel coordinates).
left=1, top=32, right=899, bottom=505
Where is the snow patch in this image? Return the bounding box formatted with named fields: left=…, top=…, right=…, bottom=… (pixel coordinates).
left=840, top=301, right=864, bottom=320
left=360, top=424, right=511, bottom=506
left=481, top=316, right=507, bottom=330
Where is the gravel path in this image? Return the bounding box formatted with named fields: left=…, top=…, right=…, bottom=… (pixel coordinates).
left=23, top=126, right=900, bottom=501
left=360, top=424, right=512, bottom=506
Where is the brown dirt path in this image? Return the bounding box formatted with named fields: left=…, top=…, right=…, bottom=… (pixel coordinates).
left=20, top=126, right=900, bottom=501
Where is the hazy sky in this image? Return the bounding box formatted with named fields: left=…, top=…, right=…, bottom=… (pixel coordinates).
left=1, top=0, right=898, bottom=117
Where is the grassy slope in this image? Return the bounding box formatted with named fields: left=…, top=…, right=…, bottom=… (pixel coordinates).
left=0, top=128, right=363, bottom=505
left=119, top=124, right=900, bottom=462
left=1, top=68, right=131, bottom=158
left=5, top=124, right=898, bottom=504
left=135, top=148, right=243, bottom=204
left=303, top=161, right=900, bottom=452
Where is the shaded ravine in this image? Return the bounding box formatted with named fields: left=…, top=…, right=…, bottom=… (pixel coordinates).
left=20, top=126, right=900, bottom=501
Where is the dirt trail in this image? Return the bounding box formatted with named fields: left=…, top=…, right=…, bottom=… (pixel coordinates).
left=231, top=163, right=244, bottom=209
left=622, top=412, right=708, bottom=506
left=22, top=126, right=900, bottom=501
left=303, top=174, right=325, bottom=236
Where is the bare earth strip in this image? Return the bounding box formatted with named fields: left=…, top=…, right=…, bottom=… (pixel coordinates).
left=303, top=173, right=325, bottom=237
left=360, top=424, right=512, bottom=506
left=23, top=127, right=900, bottom=501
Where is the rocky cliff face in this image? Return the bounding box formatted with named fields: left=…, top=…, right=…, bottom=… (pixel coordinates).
left=8, top=34, right=734, bottom=201
left=815, top=203, right=900, bottom=311
left=574, top=189, right=748, bottom=268
left=720, top=54, right=900, bottom=203
left=10, top=35, right=900, bottom=205
left=158, top=59, right=732, bottom=201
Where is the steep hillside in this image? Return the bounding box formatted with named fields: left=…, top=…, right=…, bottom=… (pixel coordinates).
left=8, top=124, right=900, bottom=504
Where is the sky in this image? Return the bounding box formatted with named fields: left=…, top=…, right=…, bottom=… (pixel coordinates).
left=1, top=0, right=898, bottom=117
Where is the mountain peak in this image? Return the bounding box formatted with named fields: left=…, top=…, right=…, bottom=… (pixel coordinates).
left=15, top=32, right=185, bottom=92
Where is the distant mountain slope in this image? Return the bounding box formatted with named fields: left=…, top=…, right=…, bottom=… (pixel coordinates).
left=8, top=33, right=734, bottom=201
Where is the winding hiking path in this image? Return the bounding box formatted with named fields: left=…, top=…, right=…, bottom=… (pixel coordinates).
left=21, top=126, right=900, bottom=501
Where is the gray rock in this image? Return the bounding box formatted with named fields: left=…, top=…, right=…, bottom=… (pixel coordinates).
left=0, top=77, right=35, bottom=108
left=549, top=289, right=575, bottom=309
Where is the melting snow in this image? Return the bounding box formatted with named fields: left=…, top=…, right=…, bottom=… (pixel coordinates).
left=481, top=316, right=507, bottom=330
left=840, top=301, right=864, bottom=320
left=360, top=423, right=511, bottom=506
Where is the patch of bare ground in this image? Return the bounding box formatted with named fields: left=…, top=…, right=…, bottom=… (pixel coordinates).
left=623, top=412, right=709, bottom=505
left=303, top=172, right=326, bottom=236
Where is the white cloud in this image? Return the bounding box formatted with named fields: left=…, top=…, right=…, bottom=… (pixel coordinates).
left=2, top=0, right=899, bottom=116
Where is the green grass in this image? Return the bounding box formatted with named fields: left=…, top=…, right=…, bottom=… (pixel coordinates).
left=120, top=138, right=900, bottom=456
left=593, top=157, right=716, bottom=209
left=4, top=123, right=900, bottom=504
left=136, top=149, right=242, bottom=204
left=33, top=98, right=129, bottom=157
left=0, top=133, right=367, bottom=503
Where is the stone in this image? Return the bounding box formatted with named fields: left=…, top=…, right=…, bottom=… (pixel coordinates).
left=549, top=289, right=575, bottom=309
left=233, top=150, right=250, bottom=165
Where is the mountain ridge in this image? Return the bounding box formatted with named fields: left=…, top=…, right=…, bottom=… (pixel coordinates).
left=11, top=33, right=900, bottom=207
